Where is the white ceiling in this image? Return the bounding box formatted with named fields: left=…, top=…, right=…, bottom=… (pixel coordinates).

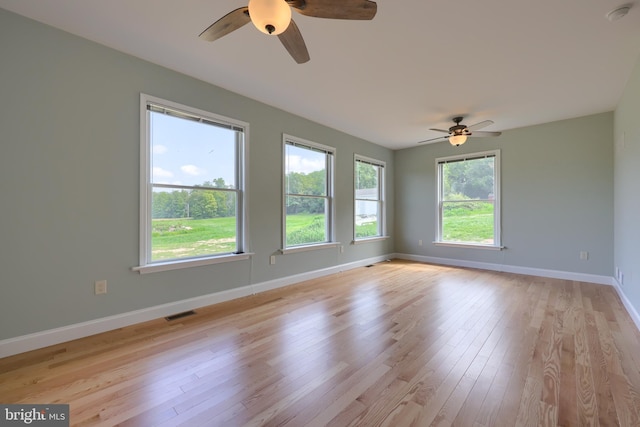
left=2, top=0, right=639, bottom=149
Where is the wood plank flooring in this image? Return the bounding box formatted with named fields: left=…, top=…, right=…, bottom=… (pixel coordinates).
left=1, top=260, right=640, bottom=426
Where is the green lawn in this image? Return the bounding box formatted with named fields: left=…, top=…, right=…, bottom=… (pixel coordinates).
left=442, top=201, right=494, bottom=243
left=151, top=207, right=493, bottom=261
left=151, top=214, right=330, bottom=260
left=151, top=217, right=236, bottom=261
left=355, top=221, right=378, bottom=239
left=285, top=214, right=326, bottom=246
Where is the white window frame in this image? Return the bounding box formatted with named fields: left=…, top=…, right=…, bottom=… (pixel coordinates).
left=134, top=94, right=251, bottom=274
left=435, top=149, right=502, bottom=250
left=353, top=154, right=388, bottom=243
left=281, top=134, right=338, bottom=254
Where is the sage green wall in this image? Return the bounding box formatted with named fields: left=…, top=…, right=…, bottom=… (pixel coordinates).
left=0, top=9, right=394, bottom=340
left=614, top=55, right=640, bottom=317
left=394, top=112, right=614, bottom=276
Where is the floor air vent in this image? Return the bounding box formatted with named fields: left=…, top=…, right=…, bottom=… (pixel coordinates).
left=165, top=310, right=196, bottom=321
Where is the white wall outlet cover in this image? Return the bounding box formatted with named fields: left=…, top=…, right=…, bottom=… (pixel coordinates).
left=94, top=280, right=107, bottom=294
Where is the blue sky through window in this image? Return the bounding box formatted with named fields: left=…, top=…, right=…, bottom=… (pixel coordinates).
left=150, top=112, right=237, bottom=188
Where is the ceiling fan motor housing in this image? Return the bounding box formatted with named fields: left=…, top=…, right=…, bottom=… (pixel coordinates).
left=449, top=117, right=469, bottom=135
left=450, top=125, right=468, bottom=135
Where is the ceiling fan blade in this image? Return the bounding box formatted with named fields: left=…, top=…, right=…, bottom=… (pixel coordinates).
left=289, top=0, right=377, bottom=20
left=199, top=7, right=250, bottom=42
left=418, top=135, right=449, bottom=144
left=467, top=120, right=494, bottom=131
left=278, top=19, right=310, bottom=64
left=469, top=131, right=502, bottom=137
left=428, top=128, right=450, bottom=133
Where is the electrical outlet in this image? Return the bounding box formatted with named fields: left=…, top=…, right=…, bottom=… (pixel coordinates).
left=95, top=280, right=107, bottom=295
left=270, top=255, right=276, bottom=265
left=418, top=239, right=423, bottom=247
left=580, top=251, right=589, bottom=260
left=340, top=245, right=344, bottom=253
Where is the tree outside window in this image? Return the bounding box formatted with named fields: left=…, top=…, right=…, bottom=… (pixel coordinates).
left=283, top=136, right=335, bottom=248
left=355, top=155, right=385, bottom=240
left=436, top=151, right=501, bottom=247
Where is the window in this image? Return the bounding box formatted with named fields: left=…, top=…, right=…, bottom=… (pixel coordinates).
left=137, top=94, right=249, bottom=273
left=436, top=150, right=501, bottom=248
left=283, top=135, right=336, bottom=251
left=354, top=155, right=385, bottom=241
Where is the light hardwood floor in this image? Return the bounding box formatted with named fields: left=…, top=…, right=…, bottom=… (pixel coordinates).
left=1, top=260, right=640, bottom=426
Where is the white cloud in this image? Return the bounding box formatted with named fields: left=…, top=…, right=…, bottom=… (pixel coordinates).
left=152, top=167, right=173, bottom=178
left=287, top=155, right=325, bottom=174
left=181, top=164, right=206, bottom=176
left=152, top=144, right=168, bottom=154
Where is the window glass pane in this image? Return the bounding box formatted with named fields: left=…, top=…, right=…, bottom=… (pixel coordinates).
left=356, top=162, right=379, bottom=193
left=442, top=157, right=494, bottom=200
left=285, top=144, right=326, bottom=196
left=354, top=158, right=384, bottom=240
left=437, top=151, right=500, bottom=247
left=441, top=200, right=494, bottom=244
left=151, top=187, right=237, bottom=261
left=150, top=111, right=238, bottom=189
left=355, top=200, right=380, bottom=238
left=142, top=96, right=246, bottom=268
left=286, top=196, right=327, bottom=246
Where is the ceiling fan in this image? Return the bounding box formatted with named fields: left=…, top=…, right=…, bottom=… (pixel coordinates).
left=199, top=0, right=377, bottom=64
left=419, top=116, right=502, bottom=146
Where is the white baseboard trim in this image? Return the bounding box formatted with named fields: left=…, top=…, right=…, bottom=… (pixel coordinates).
left=4, top=253, right=636, bottom=359
left=393, top=253, right=613, bottom=285
left=395, top=252, right=640, bottom=331
left=0, top=255, right=392, bottom=359
left=251, top=255, right=392, bottom=294
left=611, top=278, right=640, bottom=332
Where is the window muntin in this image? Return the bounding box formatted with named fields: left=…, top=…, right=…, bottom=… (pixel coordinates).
left=436, top=150, right=500, bottom=247
left=354, top=155, right=385, bottom=240
left=140, top=95, right=247, bottom=267
left=283, top=135, right=334, bottom=248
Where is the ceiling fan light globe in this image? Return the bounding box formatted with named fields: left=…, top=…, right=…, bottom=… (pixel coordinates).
left=449, top=134, right=467, bottom=146
left=248, top=0, right=292, bottom=35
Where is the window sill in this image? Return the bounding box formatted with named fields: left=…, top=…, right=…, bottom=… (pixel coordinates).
left=280, top=242, right=340, bottom=255
left=433, top=242, right=504, bottom=251
left=352, top=236, right=390, bottom=245
left=132, top=252, right=253, bottom=274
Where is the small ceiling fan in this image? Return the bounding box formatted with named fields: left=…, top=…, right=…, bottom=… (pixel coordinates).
left=199, top=0, right=377, bottom=64
left=418, top=116, right=502, bottom=146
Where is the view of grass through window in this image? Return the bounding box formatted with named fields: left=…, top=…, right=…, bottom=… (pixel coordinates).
left=284, top=142, right=332, bottom=247
left=355, top=159, right=383, bottom=239
left=440, top=155, right=496, bottom=244
left=152, top=216, right=236, bottom=261
left=442, top=200, right=494, bottom=243
left=148, top=105, right=243, bottom=262
left=151, top=185, right=237, bottom=261
left=151, top=212, right=333, bottom=260
left=285, top=213, right=327, bottom=246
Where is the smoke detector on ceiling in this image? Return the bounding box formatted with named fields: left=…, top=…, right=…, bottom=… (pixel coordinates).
left=606, top=5, right=631, bottom=22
